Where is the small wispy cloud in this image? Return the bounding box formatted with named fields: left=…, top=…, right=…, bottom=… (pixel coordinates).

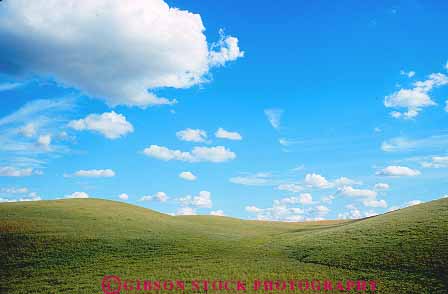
left=229, top=168, right=304, bottom=187
left=65, top=169, right=116, bottom=178
left=0, top=166, right=35, bottom=177
left=278, top=138, right=301, bottom=147
left=400, top=70, right=415, bottom=78
left=264, top=108, right=283, bottom=129
left=0, top=98, right=74, bottom=127
left=421, top=156, right=448, bottom=168
left=230, top=172, right=274, bottom=186
left=381, top=135, right=448, bottom=152
left=0, top=82, right=23, bottom=92
left=0, top=97, right=76, bottom=170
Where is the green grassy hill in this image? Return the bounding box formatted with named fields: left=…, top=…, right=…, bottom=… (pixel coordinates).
left=1, top=198, right=447, bottom=293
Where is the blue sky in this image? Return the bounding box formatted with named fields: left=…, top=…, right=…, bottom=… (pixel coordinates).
left=0, top=0, right=448, bottom=220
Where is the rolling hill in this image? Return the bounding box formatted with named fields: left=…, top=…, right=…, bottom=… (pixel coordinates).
left=1, top=198, right=447, bottom=293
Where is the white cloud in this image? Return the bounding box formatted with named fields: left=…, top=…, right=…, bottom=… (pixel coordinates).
left=385, top=86, right=435, bottom=110
left=143, top=145, right=192, bottom=161
left=389, top=111, right=400, bottom=119
left=176, top=128, right=207, bottom=142
left=363, top=199, right=387, bottom=208
left=65, top=191, right=90, bottom=199
left=321, top=195, right=335, bottom=204
left=298, top=193, right=313, bottom=205
left=364, top=211, right=379, bottom=217
left=445, top=100, right=448, bottom=112
left=339, top=186, right=377, bottom=198
left=421, top=156, right=448, bottom=168
left=37, top=134, right=52, bottom=150
left=400, top=70, right=415, bottom=78
left=0, top=98, right=74, bottom=159
left=274, top=193, right=313, bottom=205
left=276, top=194, right=313, bottom=206
left=0, top=98, right=73, bottom=128
left=344, top=210, right=361, bottom=219
left=230, top=173, right=272, bottom=186
left=245, top=203, right=303, bottom=222
left=176, top=207, right=197, bottom=216
left=119, top=193, right=129, bottom=200
left=0, top=166, right=34, bottom=177
left=337, top=205, right=365, bottom=220
left=275, top=197, right=298, bottom=205
left=374, top=183, right=390, bottom=190
left=0, top=189, right=42, bottom=202
left=143, top=145, right=236, bottom=163
left=406, top=200, right=422, bottom=207
left=302, top=174, right=361, bottom=190
left=414, top=73, right=448, bottom=91
left=264, top=109, right=283, bottom=129
left=17, top=193, right=42, bottom=202
left=377, top=165, right=421, bottom=177
left=1, top=187, right=29, bottom=194
left=73, top=169, right=115, bottom=178
left=245, top=195, right=328, bottom=222
left=388, top=199, right=424, bottom=212
left=245, top=206, right=262, bottom=214
left=277, top=183, right=303, bottom=193
left=278, top=138, right=290, bottom=146
left=190, top=146, right=237, bottom=163
left=287, top=215, right=306, bottom=222
left=184, top=146, right=236, bottom=163
left=19, top=196, right=42, bottom=202
left=179, top=171, right=197, bottom=181
left=304, top=173, right=331, bottom=189
left=208, top=29, right=245, bottom=67
left=0, top=82, right=22, bottom=92
left=389, top=199, right=426, bottom=211
left=333, top=177, right=361, bottom=187
left=210, top=210, right=225, bottom=216
left=19, top=123, right=37, bottom=137
left=381, top=135, right=448, bottom=153
left=215, top=128, right=242, bottom=140
left=68, top=111, right=133, bottom=139
left=179, top=191, right=212, bottom=208
left=4, top=158, right=45, bottom=169
left=140, top=192, right=169, bottom=202
left=0, top=0, right=243, bottom=107
left=291, top=165, right=305, bottom=171
left=381, top=137, right=415, bottom=152
left=314, top=205, right=330, bottom=215
left=385, top=73, right=448, bottom=118
left=305, top=217, right=327, bottom=222
left=0, top=197, right=17, bottom=203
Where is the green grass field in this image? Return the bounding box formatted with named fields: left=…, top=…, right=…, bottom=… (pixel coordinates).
left=1, top=198, right=447, bottom=294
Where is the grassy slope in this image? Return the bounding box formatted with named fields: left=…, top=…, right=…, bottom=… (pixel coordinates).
left=1, top=198, right=447, bottom=294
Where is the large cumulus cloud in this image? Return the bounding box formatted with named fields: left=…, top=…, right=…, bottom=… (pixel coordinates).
left=0, top=0, right=243, bottom=107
